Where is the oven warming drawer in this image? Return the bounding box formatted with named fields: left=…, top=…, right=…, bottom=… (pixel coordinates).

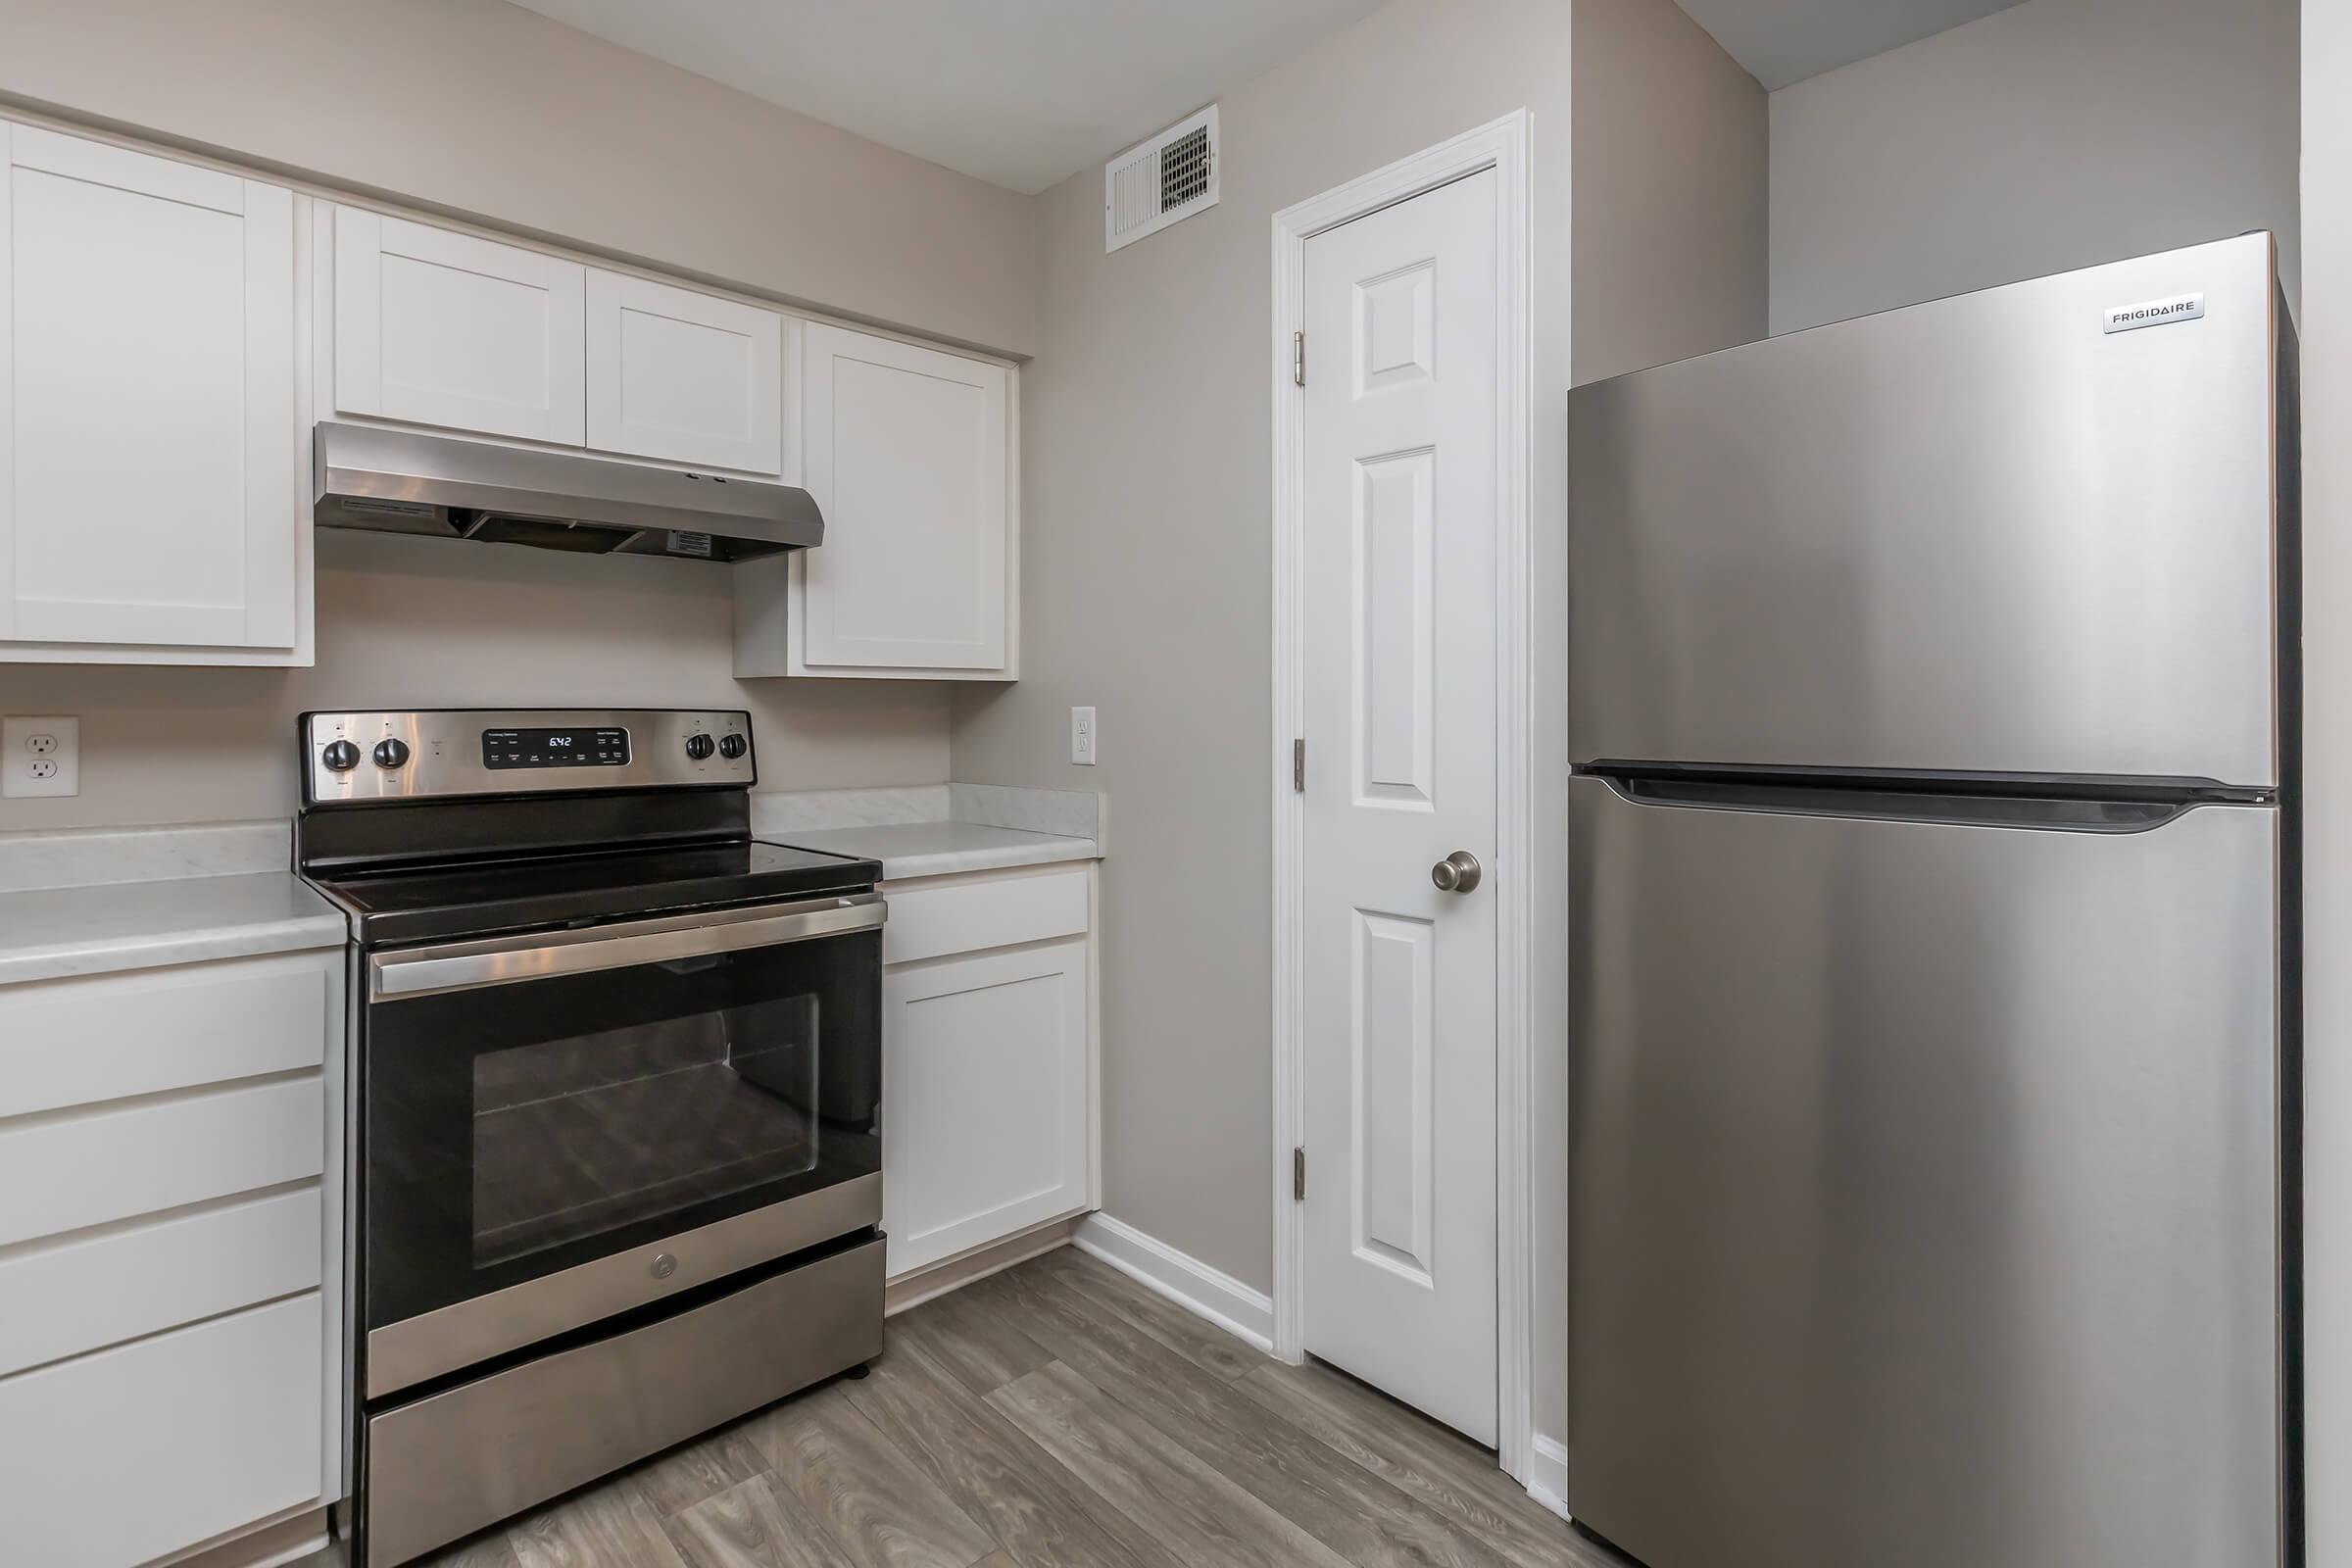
left=364, top=1233, right=882, bottom=1568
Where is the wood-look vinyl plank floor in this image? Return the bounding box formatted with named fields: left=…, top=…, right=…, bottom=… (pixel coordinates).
left=840, top=1321, right=1179, bottom=1568
left=753, top=1383, right=999, bottom=1568
left=413, top=1246, right=1613, bottom=1568
left=662, top=1475, right=856, bottom=1568
left=971, top=1263, right=1512, bottom=1568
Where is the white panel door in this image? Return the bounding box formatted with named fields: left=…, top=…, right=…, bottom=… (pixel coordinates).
left=800, top=323, right=1008, bottom=671
left=334, top=206, right=585, bottom=445
left=0, top=122, right=299, bottom=649
left=1300, top=168, right=1499, bottom=1444
left=882, top=938, right=1089, bottom=1277
left=586, top=269, right=783, bottom=473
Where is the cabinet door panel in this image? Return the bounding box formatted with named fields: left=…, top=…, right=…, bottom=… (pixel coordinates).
left=0, top=1294, right=324, bottom=1568
left=334, top=207, right=585, bottom=445
left=801, top=323, right=1008, bottom=670
left=883, top=939, right=1087, bottom=1276
left=0, top=123, right=298, bottom=649
left=586, top=270, right=782, bottom=473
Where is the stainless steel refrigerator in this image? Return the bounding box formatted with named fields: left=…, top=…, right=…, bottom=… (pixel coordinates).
left=1566, top=233, right=2299, bottom=1568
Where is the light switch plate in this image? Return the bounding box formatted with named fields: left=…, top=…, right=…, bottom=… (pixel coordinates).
left=1070, top=707, right=1098, bottom=766
left=3, top=716, right=79, bottom=798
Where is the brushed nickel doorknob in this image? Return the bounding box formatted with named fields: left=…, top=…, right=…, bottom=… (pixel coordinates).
left=1432, top=851, right=1483, bottom=893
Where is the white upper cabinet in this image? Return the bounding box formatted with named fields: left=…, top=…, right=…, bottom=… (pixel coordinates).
left=586, top=270, right=784, bottom=474
left=737, top=322, right=1014, bottom=679
left=0, top=122, right=303, bottom=659
left=333, top=207, right=586, bottom=445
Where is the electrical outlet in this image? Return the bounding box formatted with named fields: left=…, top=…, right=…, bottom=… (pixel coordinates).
left=1070, top=706, right=1098, bottom=766
left=3, top=716, right=79, bottom=799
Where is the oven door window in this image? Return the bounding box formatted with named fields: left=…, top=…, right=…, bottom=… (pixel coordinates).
left=365, top=927, right=879, bottom=1330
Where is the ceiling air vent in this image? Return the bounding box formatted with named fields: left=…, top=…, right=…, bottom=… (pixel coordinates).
left=1105, top=105, right=1220, bottom=253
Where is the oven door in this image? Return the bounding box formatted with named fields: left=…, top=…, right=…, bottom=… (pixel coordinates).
left=360, top=893, right=883, bottom=1398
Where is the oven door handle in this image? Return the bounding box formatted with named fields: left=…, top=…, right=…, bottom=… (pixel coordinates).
left=369, top=893, right=886, bottom=1001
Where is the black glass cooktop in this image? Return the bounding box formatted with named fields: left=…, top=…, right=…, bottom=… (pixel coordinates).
left=310, top=839, right=880, bottom=947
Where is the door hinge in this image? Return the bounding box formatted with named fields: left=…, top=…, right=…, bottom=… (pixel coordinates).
left=1293, top=330, right=1305, bottom=387
left=1293, top=738, right=1305, bottom=792
left=1294, top=1146, right=1307, bottom=1201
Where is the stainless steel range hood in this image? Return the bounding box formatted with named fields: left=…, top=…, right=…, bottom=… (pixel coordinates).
left=313, top=422, right=824, bottom=563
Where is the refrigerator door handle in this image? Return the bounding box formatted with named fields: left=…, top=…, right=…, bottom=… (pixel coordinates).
left=1593, top=773, right=2230, bottom=834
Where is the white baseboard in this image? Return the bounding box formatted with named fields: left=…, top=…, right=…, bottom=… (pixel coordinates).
left=1526, top=1433, right=1569, bottom=1520
left=885, top=1214, right=1081, bottom=1315
left=147, top=1505, right=329, bottom=1568
left=1071, top=1212, right=1276, bottom=1353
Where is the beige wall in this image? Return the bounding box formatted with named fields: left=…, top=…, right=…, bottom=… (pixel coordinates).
left=0, top=0, right=1035, bottom=832
left=0, top=0, right=1037, bottom=354
left=1575, top=0, right=1768, bottom=382
left=0, top=531, right=951, bottom=830
left=949, top=0, right=1763, bottom=1449
left=2302, top=5, right=2342, bottom=1559
left=1770, top=0, right=2302, bottom=334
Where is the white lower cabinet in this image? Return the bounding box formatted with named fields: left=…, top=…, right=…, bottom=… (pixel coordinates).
left=0, top=1295, right=325, bottom=1568
left=881, top=867, right=1096, bottom=1279
left=0, top=949, right=343, bottom=1567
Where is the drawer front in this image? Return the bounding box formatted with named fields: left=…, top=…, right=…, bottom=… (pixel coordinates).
left=0, top=1293, right=324, bottom=1568
left=367, top=1238, right=882, bottom=1568
left=0, top=952, right=330, bottom=1119
left=883, top=868, right=1088, bottom=966
left=0, top=1076, right=324, bottom=1249
left=0, top=1187, right=322, bottom=1377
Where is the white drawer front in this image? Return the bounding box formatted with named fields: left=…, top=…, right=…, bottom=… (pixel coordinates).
left=0, top=1294, right=324, bottom=1568
left=0, top=1076, right=324, bottom=1249
left=0, top=1187, right=321, bottom=1377
left=883, top=868, right=1088, bottom=966
left=0, top=953, right=330, bottom=1119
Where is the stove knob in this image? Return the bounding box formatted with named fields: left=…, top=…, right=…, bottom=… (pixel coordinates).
left=684, top=733, right=716, bottom=761
left=717, top=733, right=749, bottom=760
left=373, top=738, right=412, bottom=770
left=321, top=740, right=362, bottom=772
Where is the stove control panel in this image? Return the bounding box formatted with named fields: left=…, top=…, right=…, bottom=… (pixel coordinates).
left=484, top=726, right=630, bottom=771
left=302, top=709, right=754, bottom=804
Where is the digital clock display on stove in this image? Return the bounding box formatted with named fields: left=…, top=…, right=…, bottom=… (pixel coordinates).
left=481, top=726, right=630, bottom=770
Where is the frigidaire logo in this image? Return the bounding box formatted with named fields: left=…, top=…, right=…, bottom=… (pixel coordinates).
left=2103, top=292, right=2206, bottom=334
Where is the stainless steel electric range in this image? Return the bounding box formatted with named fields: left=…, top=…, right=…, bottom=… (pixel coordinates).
left=296, top=709, right=886, bottom=1568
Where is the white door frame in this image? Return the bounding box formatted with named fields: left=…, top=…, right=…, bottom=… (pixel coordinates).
left=1269, top=109, right=1535, bottom=1483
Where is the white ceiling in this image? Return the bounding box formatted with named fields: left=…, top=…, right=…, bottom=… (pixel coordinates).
left=508, top=0, right=1384, bottom=194
left=1675, top=0, right=2032, bottom=91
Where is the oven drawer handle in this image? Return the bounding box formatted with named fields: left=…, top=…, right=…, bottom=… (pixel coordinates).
left=370, top=895, right=886, bottom=1001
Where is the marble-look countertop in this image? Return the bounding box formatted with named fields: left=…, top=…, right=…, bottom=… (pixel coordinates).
left=772, top=820, right=1099, bottom=882
left=0, top=871, right=347, bottom=987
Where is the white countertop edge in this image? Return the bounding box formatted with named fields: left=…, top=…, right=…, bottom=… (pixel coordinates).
left=769, top=820, right=1101, bottom=883
left=0, top=918, right=350, bottom=988
left=0, top=873, right=348, bottom=989
left=874, top=836, right=1101, bottom=883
